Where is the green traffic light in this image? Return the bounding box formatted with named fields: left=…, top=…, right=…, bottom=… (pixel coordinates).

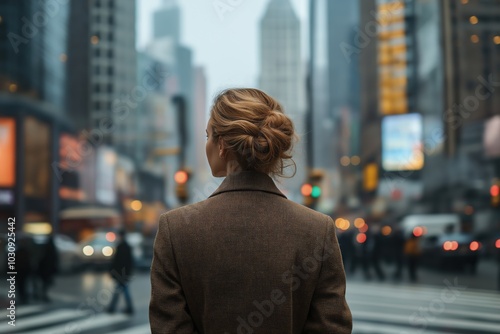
left=311, top=186, right=321, bottom=198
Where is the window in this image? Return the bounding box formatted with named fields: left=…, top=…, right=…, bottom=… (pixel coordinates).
left=107, top=66, right=113, bottom=76
left=94, top=48, right=100, bottom=57
left=94, top=101, right=101, bottom=111
left=107, top=49, right=113, bottom=58
left=95, top=0, right=101, bottom=7
left=95, top=15, right=101, bottom=23
left=94, top=84, right=100, bottom=93
left=108, top=0, right=114, bottom=9
left=108, top=32, right=114, bottom=42
left=108, top=15, right=114, bottom=25
left=107, top=83, right=113, bottom=93
left=94, top=66, right=100, bottom=75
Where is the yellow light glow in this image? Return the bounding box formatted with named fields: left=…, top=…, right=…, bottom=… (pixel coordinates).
left=354, top=218, right=365, bottom=229
left=91, top=35, right=99, bottom=45
left=382, top=226, right=392, bottom=236
left=351, top=156, right=361, bottom=166
left=461, top=0, right=469, bottom=4
left=469, top=16, right=478, bottom=25
left=102, top=246, right=114, bottom=257
left=494, top=36, right=500, bottom=45
left=340, top=156, right=350, bottom=167
left=9, top=84, right=17, bottom=93
left=130, top=200, right=142, bottom=211
left=83, top=245, right=94, bottom=256
left=60, top=53, right=67, bottom=62
left=23, top=222, right=53, bottom=235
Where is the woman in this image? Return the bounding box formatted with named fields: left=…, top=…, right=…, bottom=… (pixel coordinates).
left=149, top=88, right=352, bottom=333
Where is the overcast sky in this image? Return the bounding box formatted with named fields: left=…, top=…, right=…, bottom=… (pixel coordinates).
left=137, top=0, right=308, bottom=104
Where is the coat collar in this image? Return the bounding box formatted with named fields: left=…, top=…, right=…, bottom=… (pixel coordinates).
left=208, top=170, right=287, bottom=199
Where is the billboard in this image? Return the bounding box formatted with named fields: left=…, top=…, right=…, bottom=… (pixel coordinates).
left=96, top=146, right=117, bottom=205
left=0, top=118, right=16, bottom=187
left=382, top=113, right=424, bottom=171
left=24, top=117, right=50, bottom=198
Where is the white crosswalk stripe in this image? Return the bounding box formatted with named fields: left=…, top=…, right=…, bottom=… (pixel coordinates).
left=347, top=281, right=500, bottom=334
left=4, top=304, right=143, bottom=334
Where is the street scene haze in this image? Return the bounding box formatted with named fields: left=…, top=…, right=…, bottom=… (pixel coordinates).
left=1, top=0, right=500, bottom=333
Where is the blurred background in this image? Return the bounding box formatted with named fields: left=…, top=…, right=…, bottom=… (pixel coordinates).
left=0, top=0, right=500, bottom=333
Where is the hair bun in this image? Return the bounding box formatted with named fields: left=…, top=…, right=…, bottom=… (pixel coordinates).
left=209, top=88, right=298, bottom=177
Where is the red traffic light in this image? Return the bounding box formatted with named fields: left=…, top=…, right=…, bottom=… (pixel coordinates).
left=175, top=170, right=189, bottom=184
left=301, top=184, right=313, bottom=196
left=491, top=185, right=500, bottom=197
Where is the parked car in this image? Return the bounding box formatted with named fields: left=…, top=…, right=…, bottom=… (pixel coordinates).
left=1, top=233, right=82, bottom=275
left=420, top=232, right=482, bottom=273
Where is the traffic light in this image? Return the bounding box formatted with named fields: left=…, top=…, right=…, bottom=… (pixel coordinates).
left=302, top=169, right=324, bottom=208
left=491, top=181, right=500, bottom=207
left=175, top=169, right=191, bottom=204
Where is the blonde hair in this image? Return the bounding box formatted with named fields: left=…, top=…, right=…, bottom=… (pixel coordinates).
left=209, top=88, right=298, bottom=178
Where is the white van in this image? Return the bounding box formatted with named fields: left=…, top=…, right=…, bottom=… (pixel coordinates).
left=400, top=214, right=460, bottom=238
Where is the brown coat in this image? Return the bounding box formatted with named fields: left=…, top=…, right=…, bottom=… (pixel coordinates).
left=149, top=170, right=352, bottom=334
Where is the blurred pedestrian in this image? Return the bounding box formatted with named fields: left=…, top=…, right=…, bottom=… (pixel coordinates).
left=35, top=234, right=59, bottom=302
left=107, top=229, right=134, bottom=315
left=365, top=226, right=385, bottom=281
left=16, top=237, right=33, bottom=304
left=150, top=88, right=352, bottom=333
left=404, top=234, right=421, bottom=283
left=392, top=227, right=406, bottom=281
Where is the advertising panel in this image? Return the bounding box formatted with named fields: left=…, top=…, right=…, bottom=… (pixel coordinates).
left=24, top=117, right=50, bottom=198
left=0, top=118, right=16, bottom=188
left=382, top=113, right=424, bottom=171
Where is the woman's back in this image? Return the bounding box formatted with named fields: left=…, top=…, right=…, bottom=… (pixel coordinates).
left=150, top=170, right=352, bottom=333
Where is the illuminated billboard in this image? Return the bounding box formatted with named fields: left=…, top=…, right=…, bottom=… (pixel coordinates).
left=0, top=118, right=16, bottom=187
left=382, top=113, right=424, bottom=171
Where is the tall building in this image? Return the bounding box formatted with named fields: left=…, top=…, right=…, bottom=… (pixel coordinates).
left=153, top=0, right=180, bottom=44
left=0, top=0, right=71, bottom=232
left=309, top=0, right=360, bottom=212
left=259, top=0, right=306, bottom=201
left=67, top=0, right=137, bottom=153
left=441, top=0, right=500, bottom=212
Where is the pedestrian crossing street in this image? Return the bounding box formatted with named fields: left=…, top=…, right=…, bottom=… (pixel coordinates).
left=347, top=280, right=500, bottom=334
left=2, top=281, right=499, bottom=333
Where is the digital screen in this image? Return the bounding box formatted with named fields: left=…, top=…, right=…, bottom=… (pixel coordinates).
left=0, top=118, right=16, bottom=187
left=382, top=113, right=424, bottom=171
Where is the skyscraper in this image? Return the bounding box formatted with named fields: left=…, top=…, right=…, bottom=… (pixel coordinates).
left=67, top=0, right=137, bottom=152
left=259, top=0, right=306, bottom=200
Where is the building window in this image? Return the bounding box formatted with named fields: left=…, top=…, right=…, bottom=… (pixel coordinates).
left=109, top=0, right=114, bottom=9
left=94, top=101, right=101, bottom=111
left=94, top=66, right=100, bottom=75
left=94, top=84, right=100, bottom=93
left=108, top=32, right=114, bottom=42
left=107, top=49, right=114, bottom=58
left=108, top=15, right=114, bottom=25
left=95, top=0, right=101, bottom=7
left=94, top=48, right=100, bottom=57
left=95, top=15, right=100, bottom=23
left=107, top=66, right=114, bottom=76
left=107, top=83, right=113, bottom=93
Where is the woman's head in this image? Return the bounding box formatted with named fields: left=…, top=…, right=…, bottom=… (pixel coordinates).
left=206, top=88, right=298, bottom=178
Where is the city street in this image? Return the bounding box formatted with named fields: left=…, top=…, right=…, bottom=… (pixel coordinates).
left=1, top=259, right=499, bottom=333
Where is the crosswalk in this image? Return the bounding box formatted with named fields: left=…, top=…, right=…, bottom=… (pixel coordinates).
left=347, top=280, right=500, bottom=334
left=0, top=303, right=150, bottom=334
left=3, top=281, right=499, bottom=333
